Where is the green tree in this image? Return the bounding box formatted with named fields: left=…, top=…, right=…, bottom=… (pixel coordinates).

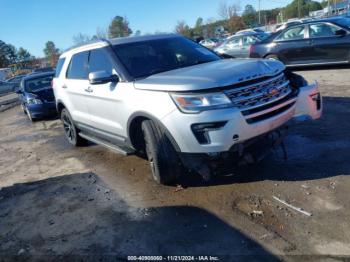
left=0, top=41, right=18, bottom=67
left=193, top=17, right=204, bottom=36
left=43, top=41, right=59, bottom=67
left=284, top=0, right=322, bottom=19
left=17, top=47, right=31, bottom=62
left=242, top=5, right=257, bottom=27
left=108, top=16, right=132, bottom=38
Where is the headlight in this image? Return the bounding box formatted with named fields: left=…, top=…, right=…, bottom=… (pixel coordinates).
left=27, top=97, right=42, bottom=105
left=170, top=92, right=233, bottom=113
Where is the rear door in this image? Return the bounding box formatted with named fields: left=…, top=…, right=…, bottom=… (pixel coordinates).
left=63, top=51, right=91, bottom=125
left=223, top=36, right=242, bottom=57
left=240, top=35, right=258, bottom=58
left=273, top=25, right=312, bottom=65
left=307, top=22, right=350, bottom=63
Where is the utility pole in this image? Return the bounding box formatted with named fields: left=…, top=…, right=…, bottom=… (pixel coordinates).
left=258, top=0, right=261, bottom=25
left=298, top=0, right=301, bottom=18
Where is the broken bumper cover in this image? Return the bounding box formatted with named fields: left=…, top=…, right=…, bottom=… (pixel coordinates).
left=162, top=82, right=322, bottom=154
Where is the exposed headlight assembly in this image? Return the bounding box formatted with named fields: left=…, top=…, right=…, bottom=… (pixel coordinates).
left=27, top=97, right=42, bottom=105
left=170, top=92, right=233, bottom=113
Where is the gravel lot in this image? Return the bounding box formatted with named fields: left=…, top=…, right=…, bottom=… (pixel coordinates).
left=1, top=66, right=350, bottom=261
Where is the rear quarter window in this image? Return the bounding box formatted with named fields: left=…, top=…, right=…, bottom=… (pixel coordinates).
left=55, top=58, right=66, bottom=78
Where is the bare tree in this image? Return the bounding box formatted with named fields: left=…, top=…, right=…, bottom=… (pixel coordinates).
left=174, top=20, right=191, bottom=37
left=218, top=1, right=240, bottom=19
left=72, top=33, right=92, bottom=45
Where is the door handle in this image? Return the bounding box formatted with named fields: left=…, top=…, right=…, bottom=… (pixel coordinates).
left=62, top=85, right=67, bottom=89
left=85, top=86, right=93, bottom=93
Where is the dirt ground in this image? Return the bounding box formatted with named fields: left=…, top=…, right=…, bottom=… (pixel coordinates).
left=1, top=66, right=350, bottom=261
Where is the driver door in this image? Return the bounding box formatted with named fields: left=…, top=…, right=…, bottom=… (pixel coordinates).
left=84, top=48, right=126, bottom=141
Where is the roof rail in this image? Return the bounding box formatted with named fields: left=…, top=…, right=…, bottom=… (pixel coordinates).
left=64, top=38, right=112, bottom=53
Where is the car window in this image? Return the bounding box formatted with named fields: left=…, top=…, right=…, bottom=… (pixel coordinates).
left=242, top=36, right=256, bottom=46
left=277, top=26, right=305, bottom=41
left=226, top=37, right=240, bottom=47
left=88, top=48, right=113, bottom=75
left=55, top=58, right=66, bottom=78
left=66, top=51, right=89, bottom=79
left=309, top=23, right=340, bottom=38
left=113, top=37, right=220, bottom=79
left=24, top=75, right=54, bottom=93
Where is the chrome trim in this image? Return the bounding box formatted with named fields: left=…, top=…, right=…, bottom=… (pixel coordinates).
left=225, top=73, right=285, bottom=96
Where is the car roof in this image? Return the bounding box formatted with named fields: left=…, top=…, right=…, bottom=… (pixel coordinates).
left=298, top=16, right=347, bottom=25
left=60, top=34, right=181, bottom=57
left=109, top=34, right=180, bottom=45
left=23, top=71, right=55, bottom=81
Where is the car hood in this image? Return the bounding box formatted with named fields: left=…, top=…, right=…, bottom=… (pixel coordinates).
left=133, top=59, right=285, bottom=92
left=28, top=88, right=55, bottom=102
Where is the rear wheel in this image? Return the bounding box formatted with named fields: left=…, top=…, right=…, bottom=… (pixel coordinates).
left=141, top=120, right=181, bottom=185
left=61, top=108, right=88, bottom=146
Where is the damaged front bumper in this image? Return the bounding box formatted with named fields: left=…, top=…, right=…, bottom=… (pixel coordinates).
left=178, top=81, right=323, bottom=180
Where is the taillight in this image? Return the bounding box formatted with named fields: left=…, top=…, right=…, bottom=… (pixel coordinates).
left=249, top=45, right=255, bottom=57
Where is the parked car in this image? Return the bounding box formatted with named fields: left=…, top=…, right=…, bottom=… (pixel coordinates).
left=250, top=17, right=350, bottom=66
left=0, top=80, right=15, bottom=95
left=4, top=74, right=26, bottom=91
left=214, top=32, right=270, bottom=58
left=53, top=34, right=322, bottom=185
left=199, top=38, right=221, bottom=49
left=17, top=72, right=56, bottom=121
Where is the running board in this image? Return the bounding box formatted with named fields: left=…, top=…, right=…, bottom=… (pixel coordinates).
left=79, top=132, right=135, bottom=156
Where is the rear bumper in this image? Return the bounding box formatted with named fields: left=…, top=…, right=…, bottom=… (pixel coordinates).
left=27, top=102, right=57, bottom=118
left=162, top=82, right=322, bottom=153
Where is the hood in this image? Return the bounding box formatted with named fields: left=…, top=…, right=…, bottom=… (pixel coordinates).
left=29, top=88, right=55, bottom=102
left=134, top=59, right=285, bottom=92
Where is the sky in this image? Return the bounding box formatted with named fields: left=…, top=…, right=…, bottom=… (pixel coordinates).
left=1, top=0, right=291, bottom=57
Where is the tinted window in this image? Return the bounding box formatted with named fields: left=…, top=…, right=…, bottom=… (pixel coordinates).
left=88, top=49, right=113, bottom=75
left=66, top=51, right=89, bottom=79
left=226, top=37, right=240, bottom=47
left=25, top=75, right=54, bottom=92
left=55, top=58, right=65, bottom=78
left=277, top=26, right=305, bottom=40
left=309, top=23, right=340, bottom=37
left=113, top=37, right=220, bottom=79
left=242, top=36, right=257, bottom=46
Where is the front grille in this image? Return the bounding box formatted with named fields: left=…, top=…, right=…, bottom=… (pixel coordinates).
left=224, top=73, right=291, bottom=110
left=223, top=73, right=295, bottom=124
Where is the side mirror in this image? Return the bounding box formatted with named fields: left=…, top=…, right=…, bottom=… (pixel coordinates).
left=15, top=89, right=22, bottom=94
left=88, top=71, right=119, bottom=85
left=335, top=29, right=347, bottom=37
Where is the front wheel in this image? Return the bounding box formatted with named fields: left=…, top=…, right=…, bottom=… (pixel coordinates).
left=61, top=108, right=88, bottom=146
left=141, top=120, right=181, bottom=185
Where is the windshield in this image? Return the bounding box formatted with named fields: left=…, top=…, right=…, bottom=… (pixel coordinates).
left=112, top=37, right=221, bottom=79
left=25, top=75, right=53, bottom=93
left=335, top=18, right=350, bottom=29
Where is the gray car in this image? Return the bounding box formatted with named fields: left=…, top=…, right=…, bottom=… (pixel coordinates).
left=215, top=32, right=269, bottom=58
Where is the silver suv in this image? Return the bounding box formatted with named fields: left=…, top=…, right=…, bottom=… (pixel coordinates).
left=53, top=34, right=322, bottom=185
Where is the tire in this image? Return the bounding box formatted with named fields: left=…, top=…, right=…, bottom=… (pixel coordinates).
left=61, top=108, right=88, bottom=146
left=141, top=120, right=181, bottom=185
left=265, top=54, right=279, bottom=61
